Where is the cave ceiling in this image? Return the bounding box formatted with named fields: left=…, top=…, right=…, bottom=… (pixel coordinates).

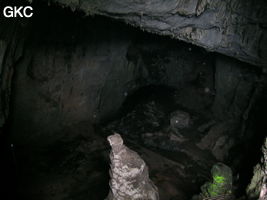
left=44, top=0, right=267, bottom=67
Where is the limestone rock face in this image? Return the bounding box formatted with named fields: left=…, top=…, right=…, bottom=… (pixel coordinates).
left=106, top=133, right=159, bottom=200
left=48, top=0, right=267, bottom=66
left=197, top=122, right=235, bottom=161
left=247, top=137, right=267, bottom=200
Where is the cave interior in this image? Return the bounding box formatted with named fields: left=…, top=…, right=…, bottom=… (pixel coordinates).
left=1, top=1, right=267, bottom=200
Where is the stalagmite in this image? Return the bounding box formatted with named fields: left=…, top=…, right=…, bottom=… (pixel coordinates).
left=106, top=133, right=159, bottom=200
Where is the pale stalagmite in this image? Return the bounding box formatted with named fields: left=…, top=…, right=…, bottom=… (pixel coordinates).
left=105, top=133, right=159, bottom=200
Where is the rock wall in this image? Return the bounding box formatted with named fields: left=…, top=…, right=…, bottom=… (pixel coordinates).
left=212, top=56, right=258, bottom=120
left=46, top=0, right=267, bottom=66
left=0, top=19, right=28, bottom=129
left=9, top=7, right=218, bottom=143
left=0, top=4, right=262, bottom=147
left=11, top=16, right=134, bottom=142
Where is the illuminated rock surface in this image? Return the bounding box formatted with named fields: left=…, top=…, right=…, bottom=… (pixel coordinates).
left=48, top=0, right=267, bottom=66
left=194, top=163, right=234, bottom=200
left=106, top=133, right=159, bottom=200
left=247, top=137, right=267, bottom=200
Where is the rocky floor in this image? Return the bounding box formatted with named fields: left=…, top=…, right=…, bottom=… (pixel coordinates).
left=13, top=95, right=227, bottom=200
left=101, top=98, right=219, bottom=199
left=14, top=122, right=110, bottom=200
left=14, top=124, right=215, bottom=200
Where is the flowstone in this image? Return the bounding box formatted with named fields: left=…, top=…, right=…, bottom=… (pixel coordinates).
left=105, top=133, right=159, bottom=200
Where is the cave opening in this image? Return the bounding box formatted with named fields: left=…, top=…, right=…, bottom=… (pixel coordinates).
left=1, top=1, right=266, bottom=200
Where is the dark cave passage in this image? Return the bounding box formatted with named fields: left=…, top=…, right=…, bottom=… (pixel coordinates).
left=0, top=1, right=266, bottom=200
left=119, top=85, right=178, bottom=116
left=230, top=83, right=267, bottom=197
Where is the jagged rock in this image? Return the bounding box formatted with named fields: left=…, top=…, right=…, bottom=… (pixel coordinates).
left=199, top=163, right=234, bottom=199
left=142, top=130, right=187, bottom=151
left=48, top=0, right=267, bottom=66
left=197, top=122, right=235, bottom=161
left=106, top=133, right=159, bottom=200
left=104, top=101, right=165, bottom=139
left=246, top=137, right=267, bottom=200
